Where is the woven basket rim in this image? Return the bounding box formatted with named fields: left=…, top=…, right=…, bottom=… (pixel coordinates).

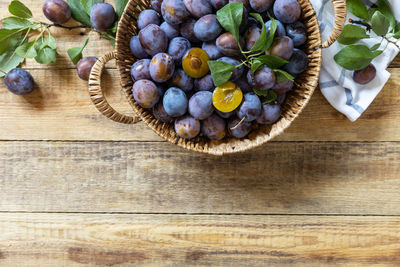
left=115, top=0, right=322, bottom=155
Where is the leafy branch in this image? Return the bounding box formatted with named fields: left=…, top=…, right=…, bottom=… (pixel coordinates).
left=334, top=0, right=400, bottom=70
left=0, top=0, right=128, bottom=77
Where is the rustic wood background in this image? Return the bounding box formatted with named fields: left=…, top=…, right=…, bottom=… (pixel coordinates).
left=1, top=1, right=400, bottom=266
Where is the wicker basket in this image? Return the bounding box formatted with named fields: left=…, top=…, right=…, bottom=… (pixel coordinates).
left=89, top=0, right=346, bottom=155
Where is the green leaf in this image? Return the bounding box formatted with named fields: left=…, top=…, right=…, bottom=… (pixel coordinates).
left=0, top=50, right=24, bottom=77
left=371, top=11, right=390, bottom=36
left=262, top=90, right=278, bottom=104
left=2, top=17, right=31, bottom=29
left=264, top=17, right=277, bottom=51
left=368, top=8, right=378, bottom=21
left=274, top=69, right=294, bottom=82
left=334, top=44, right=383, bottom=70
left=67, top=0, right=92, bottom=26
left=8, top=0, right=32, bottom=19
left=253, top=89, right=277, bottom=104
left=102, top=33, right=116, bottom=47
left=216, top=2, right=243, bottom=43
left=80, top=0, right=102, bottom=16
left=47, top=35, right=57, bottom=49
left=0, top=29, right=22, bottom=55
left=15, top=41, right=37, bottom=58
left=393, top=23, right=400, bottom=39
left=67, top=37, right=89, bottom=65
left=208, top=60, right=236, bottom=86
left=249, top=13, right=267, bottom=52
left=35, top=47, right=57, bottom=64
left=337, top=24, right=369, bottom=45
left=251, top=59, right=263, bottom=73
left=34, top=36, right=57, bottom=50
left=116, top=0, right=129, bottom=18
left=346, top=0, right=368, bottom=20
left=370, top=43, right=381, bottom=50
left=377, top=0, right=395, bottom=29
left=257, top=55, right=288, bottom=69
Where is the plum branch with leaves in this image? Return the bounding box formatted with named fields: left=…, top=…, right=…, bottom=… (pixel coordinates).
left=0, top=0, right=129, bottom=78
left=334, top=0, right=399, bottom=75
left=207, top=2, right=294, bottom=104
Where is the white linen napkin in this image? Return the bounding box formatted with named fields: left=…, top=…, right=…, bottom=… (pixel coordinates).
left=309, top=0, right=400, bottom=121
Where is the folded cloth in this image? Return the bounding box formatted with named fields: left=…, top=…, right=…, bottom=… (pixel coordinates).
left=309, top=0, right=400, bottom=121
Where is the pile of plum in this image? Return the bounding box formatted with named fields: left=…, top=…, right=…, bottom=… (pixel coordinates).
left=129, top=0, right=308, bottom=140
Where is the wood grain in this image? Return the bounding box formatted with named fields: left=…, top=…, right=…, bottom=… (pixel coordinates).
left=0, top=213, right=399, bottom=266
left=1, top=68, right=400, bottom=141
left=1, top=141, right=400, bottom=215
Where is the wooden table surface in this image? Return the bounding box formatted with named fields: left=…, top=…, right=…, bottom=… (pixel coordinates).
left=1, top=1, right=400, bottom=266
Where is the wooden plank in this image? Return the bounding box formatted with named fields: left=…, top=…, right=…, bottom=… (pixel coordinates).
left=0, top=69, right=162, bottom=141
left=0, top=213, right=399, bottom=266
left=1, top=141, right=400, bottom=214
left=1, top=68, right=400, bottom=141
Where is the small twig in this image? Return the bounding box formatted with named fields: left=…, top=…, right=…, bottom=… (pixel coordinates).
left=348, top=18, right=372, bottom=32
left=386, top=38, right=400, bottom=50
left=0, top=69, right=7, bottom=75
left=230, top=116, right=247, bottom=131
left=42, top=22, right=91, bottom=30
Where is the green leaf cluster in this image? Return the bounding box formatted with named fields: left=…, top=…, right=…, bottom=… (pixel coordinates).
left=334, top=0, right=399, bottom=70
left=209, top=2, right=292, bottom=99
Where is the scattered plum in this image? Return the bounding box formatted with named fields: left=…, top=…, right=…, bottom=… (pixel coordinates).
left=153, top=102, right=174, bottom=123
left=163, top=87, right=188, bottom=117
left=169, top=68, right=194, bottom=91
left=139, top=24, right=168, bottom=56
left=130, top=59, right=151, bottom=81
left=228, top=116, right=252, bottom=138
left=267, top=36, right=294, bottom=60
left=4, top=68, right=35, bottom=95
left=353, top=64, right=376, bottom=85
left=247, top=66, right=276, bottom=90
left=183, top=0, right=213, bottom=18
left=42, top=0, right=71, bottom=24
left=150, top=53, right=175, bottom=83
left=90, top=2, right=116, bottom=31
left=138, top=9, right=160, bottom=30
left=188, top=91, right=215, bottom=120
left=283, top=48, right=308, bottom=75
left=202, top=114, right=227, bottom=140
left=286, top=21, right=307, bottom=47
left=273, top=0, right=301, bottom=24
left=160, top=22, right=180, bottom=40
left=129, top=36, right=149, bottom=59
left=180, top=18, right=200, bottom=43
left=194, top=74, right=214, bottom=91
left=250, top=0, right=274, bottom=13
left=175, top=115, right=201, bottom=139
left=161, top=0, right=190, bottom=25
left=132, top=79, right=160, bottom=108
left=168, top=37, right=192, bottom=64
left=257, top=103, right=281, bottom=124
left=216, top=32, right=244, bottom=56
left=77, top=57, right=98, bottom=81
left=202, top=41, right=223, bottom=60
left=194, top=15, right=223, bottom=42
left=237, top=93, right=262, bottom=122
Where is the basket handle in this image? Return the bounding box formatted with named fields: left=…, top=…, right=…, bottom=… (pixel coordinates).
left=88, top=51, right=140, bottom=124
left=322, top=0, right=347, bottom=48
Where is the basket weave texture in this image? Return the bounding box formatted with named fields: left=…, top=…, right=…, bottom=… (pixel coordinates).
left=92, top=0, right=346, bottom=155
